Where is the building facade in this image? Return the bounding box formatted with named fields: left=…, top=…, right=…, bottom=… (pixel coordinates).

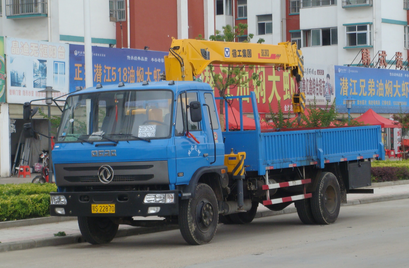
left=0, top=0, right=116, bottom=176
left=288, top=0, right=409, bottom=67
left=113, top=0, right=215, bottom=51
left=214, top=0, right=287, bottom=43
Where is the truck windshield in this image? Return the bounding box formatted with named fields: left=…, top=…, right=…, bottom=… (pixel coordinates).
left=57, top=90, right=173, bottom=142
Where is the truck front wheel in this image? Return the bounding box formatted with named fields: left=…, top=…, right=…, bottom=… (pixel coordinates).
left=179, top=183, right=219, bottom=245
left=310, top=172, right=341, bottom=224
left=78, top=216, right=119, bottom=244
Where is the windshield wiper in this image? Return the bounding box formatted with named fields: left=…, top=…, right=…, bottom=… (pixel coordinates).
left=88, top=131, right=118, bottom=144
left=114, top=133, right=151, bottom=143
left=77, top=136, right=94, bottom=145
left=101, top=134, right=119, bottom=144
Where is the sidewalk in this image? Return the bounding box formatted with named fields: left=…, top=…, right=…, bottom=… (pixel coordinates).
left=0, top=174, right=39, bottom=184
left=1, top=180, right=409, bottom=253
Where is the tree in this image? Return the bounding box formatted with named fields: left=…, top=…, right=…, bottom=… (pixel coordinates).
left=200, top=23, right=264, bottom=130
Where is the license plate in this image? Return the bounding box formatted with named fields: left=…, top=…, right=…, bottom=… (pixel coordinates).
left=91, top=204, right=115, bottom=214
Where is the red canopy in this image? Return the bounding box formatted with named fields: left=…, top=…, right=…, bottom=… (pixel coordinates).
left=355, top=109, right=401, bottom=128
left=225, top=107, right=272, bottom=130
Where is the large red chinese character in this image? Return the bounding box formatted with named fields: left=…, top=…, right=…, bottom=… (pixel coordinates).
left=361, top=49, right=370, bottom=66
left=395, top=52, right=403, bottom=70
left=378, top=51, right=387, bottom=68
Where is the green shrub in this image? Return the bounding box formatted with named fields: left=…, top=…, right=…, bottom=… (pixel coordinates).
left=371, top=160, right=409, bottom=168
left=0, top=183, right=57, bottom=198
left=0, top=183, right=57, bottom=221
left=371, top=161, right=409, bottom=182
left=0, top=193, right=51, bottom=221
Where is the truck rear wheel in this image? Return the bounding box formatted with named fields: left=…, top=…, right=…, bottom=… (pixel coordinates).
left=295, top=198, right=316, bottom=224
left=179, top=183, right=218, bottom=245
left=78, top=216, right=119, bottom=244
left=223, top=202, right=259, bottom=224
left=310, top=172, right=341, bottom=224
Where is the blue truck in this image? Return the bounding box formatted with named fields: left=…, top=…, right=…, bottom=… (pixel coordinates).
left=45, top=39, right=384, bottom=245
left=47, top=80, right=383, bottom=245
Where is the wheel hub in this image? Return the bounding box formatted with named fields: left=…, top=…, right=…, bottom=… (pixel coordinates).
left=200, top=202, right=214, bottom=227
left=324, top=186, right=336, bottom=212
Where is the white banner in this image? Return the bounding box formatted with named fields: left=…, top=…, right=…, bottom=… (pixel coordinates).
left=6, top=37, right=69, bottom=104
left=300, top=64, right=335, bottom=107
left=394, top=128, right=402, bottom=152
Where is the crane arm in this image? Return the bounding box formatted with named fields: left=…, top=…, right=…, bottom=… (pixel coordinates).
left=164, top=38, right=304, bottom=83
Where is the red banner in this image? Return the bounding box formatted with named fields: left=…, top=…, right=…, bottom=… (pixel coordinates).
left=199, top=65, right=298, bottom=116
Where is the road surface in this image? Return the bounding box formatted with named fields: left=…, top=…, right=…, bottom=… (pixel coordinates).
left=1, top=199, right=408, bottom=268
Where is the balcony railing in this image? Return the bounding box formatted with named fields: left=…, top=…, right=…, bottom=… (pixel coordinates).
left=302, top=0, right=337, bottom=8
left=342, top=0, right=373, bottom=7
left=6, top=0, right=48, bottom=17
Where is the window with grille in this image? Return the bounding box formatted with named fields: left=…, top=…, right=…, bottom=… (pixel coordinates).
left=302, top=0, right=336, bottom=8
left=342, top=0, right=372, bottom=7
left=6, top=0, right=47, bottom=16
left=109, top=0, right=126, bottom=22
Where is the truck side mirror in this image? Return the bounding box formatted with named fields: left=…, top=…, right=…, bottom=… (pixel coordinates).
left=189, top=101, right=202, bottom=122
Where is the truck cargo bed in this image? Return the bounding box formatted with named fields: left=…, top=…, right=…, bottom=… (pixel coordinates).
left=220, top=93, right=384, bottom=176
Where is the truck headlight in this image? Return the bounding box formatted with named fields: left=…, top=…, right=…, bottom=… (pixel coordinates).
left=144, top=193, right=174, bottom=204
left=51, top=195, right=67, bottom=205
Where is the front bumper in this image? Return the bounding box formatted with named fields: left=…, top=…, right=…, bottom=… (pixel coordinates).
left=50, top=190, right=179, bottom=217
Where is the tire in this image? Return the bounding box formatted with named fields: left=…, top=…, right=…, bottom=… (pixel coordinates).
left=310, top=172, right=341, bottom=224
left=179, top=183, right=219, bottom=245
left=78, top=217, right=119, bottom=244
left=295, top=198, right=316, bottom=224
left=32, top=175, right=46, bottom=184
left=224, top=202, right=259, bottom=224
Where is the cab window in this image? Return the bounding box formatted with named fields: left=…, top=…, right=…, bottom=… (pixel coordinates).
left=175, top=92, right=200, bottom=136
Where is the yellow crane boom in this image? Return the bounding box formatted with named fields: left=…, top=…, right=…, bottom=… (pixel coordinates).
left=164, top=38, right=305, bottom=113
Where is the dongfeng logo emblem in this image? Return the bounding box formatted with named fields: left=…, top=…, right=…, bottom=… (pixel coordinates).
left=98, top=165, right=114, bottom=184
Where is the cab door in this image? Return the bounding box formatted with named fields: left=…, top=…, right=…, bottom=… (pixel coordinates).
left=174, top=91, right=210, bottom=185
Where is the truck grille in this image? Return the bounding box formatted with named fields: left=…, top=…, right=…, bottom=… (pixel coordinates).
left=54, top=161, right=169, bottom=186
left=65, top=174, right=154, bottom=183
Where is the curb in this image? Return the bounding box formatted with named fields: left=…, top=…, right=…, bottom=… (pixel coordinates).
left=0, top=224, right=179, bottom=253
left=1, top=193, right=408, bottom=253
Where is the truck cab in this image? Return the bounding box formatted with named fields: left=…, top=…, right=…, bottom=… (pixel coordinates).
left=51, top=81, right=227, bottom=244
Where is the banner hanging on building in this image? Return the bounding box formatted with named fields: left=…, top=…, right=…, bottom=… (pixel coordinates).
left=335, top=65, right=409, bottom=114
left=6, top=37, right=69, bottom=104
left=199, top=65, right=298, bottom=115
left=0, top=37, right=5, bottom=103
left=69, top=45, right=167, bottom=92
left=301, top=64, right=335, bottom=107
